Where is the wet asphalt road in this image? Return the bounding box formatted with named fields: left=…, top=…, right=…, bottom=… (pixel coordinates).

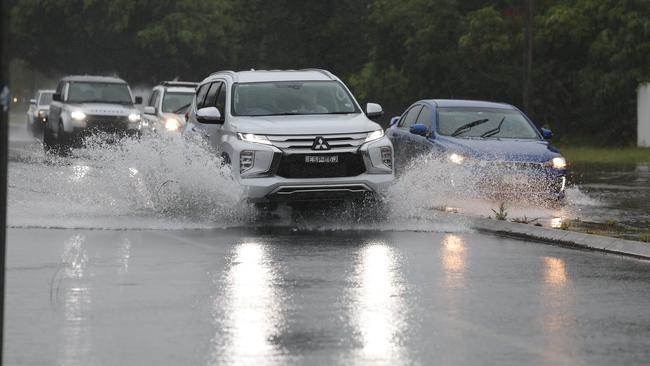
left=5, top=227, right=650, bottom=366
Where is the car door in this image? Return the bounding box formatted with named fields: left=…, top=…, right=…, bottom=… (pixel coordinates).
left=48, top=81, right=65, bottom=132
left=404, top=104, right=435, bottom=158
left=188, top=80, right=226, bottom=148
left=143, top=89, right=160, bottom=128
left=391, top=104, right=423, bottom=170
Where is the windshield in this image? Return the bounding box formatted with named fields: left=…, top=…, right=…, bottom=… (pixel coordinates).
left=67, top=82, right=133, bottom=104
left=232, top=81, right=358, bottom=116
left=162, top=92, right=194, bottom=114
left=38, top=92, right=53, bottom=105
left=437, top=107, right=540, bottom=139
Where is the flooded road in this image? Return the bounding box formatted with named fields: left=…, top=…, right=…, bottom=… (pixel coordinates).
left=569, top=163, right=650, bottom=231
left=5, top=228, right=650, bottom=366
left=5, top=121, right=650, bottom=365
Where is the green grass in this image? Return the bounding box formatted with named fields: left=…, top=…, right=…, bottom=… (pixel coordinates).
left=557, top=146, right=650, bottom=165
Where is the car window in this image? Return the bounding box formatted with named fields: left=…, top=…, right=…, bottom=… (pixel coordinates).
left=398, top=105, right=423, bottom=129
left=437, top=107, right=540, bottom=139
left=416, top=106, right=432, bottom=130
left=38, top=93, right=53, bottom=105
left=195, top=83, right=210, bottom=109
left=204, top=82, right=221, bottom=108
left=162, top=92, right=194, bottom=114
left=215, top=82, right=226, bottom=114
left=148, top=90, right=159, bottom=107
left=232, top=81, right=358, bottom=116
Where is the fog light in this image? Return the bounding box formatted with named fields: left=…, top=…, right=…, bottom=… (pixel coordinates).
left=380, top=146, right=392, bottom=168
left=240, top=151, right=255, bottom=174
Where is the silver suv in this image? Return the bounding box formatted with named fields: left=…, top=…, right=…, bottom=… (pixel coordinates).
left=142, top=81, right=197, bottom=133
left=26, top=89, right=54, bottom=137
left=45, top=75, right=143, bottom=149
left=184, top=69, right=394, bottom=206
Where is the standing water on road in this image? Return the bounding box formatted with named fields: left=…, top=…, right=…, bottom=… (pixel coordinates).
left=6, top=122, right=647, bottom=234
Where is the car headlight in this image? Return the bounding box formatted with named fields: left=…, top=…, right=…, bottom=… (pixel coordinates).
left=237, top=133, right=272, bottom=145
left=128, top=113, right=141, bottom=122
left=70, top=111, right=86, bottom=120
left=548, top=156, right=567, bottom=169
left=448, top=153, right=465, bottom=164
left=165, top=118, right=181, bottom=131
left=365, top=129, right=384, bottom=142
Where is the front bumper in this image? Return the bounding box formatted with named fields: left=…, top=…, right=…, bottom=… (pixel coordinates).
left=233, top=136, right=394, bottom=202
left=242, top=175, right=393, bottom=203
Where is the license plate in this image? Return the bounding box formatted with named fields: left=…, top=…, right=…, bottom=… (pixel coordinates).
left=305, top=155, right=339, bottom=163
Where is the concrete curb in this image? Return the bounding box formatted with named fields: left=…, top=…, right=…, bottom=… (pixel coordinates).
left=468, top=216, right=650, bottom=260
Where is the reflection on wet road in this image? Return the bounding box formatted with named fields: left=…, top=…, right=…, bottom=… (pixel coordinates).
left=6, top=228, right=650, bottom=366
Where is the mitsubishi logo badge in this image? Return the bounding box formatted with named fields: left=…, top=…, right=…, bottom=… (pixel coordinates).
left=312, top=136, right=331, bottom=150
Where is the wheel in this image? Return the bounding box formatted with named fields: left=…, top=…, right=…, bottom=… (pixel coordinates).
left=56, top=120, right=72, bottom=154
left=254, top=202, right=279, bottom=212
left=43, top=123, right=57, bottom=152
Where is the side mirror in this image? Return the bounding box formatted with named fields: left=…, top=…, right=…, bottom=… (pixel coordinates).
left=135, top=96, right=143, bottom=105
left=196, top=106, right=223, bottom=124
left=540, top=128, right=553, bottom=139
left=143, top=106, right=156, bottom=115
left=366, top=103, right=383, bottom=120
left=52, top=93, right=61, bottom=102
left=409, top=123, right=429, bottom=137
left=389, top=116, right=400, bottom=127
left=30, top=99, right=37, bottom=104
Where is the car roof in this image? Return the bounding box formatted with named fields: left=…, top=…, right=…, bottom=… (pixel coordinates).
left=163, top=87, right=196, bottom=93
left=427, top=99, right=517, bottom=110
left=61, top=75, right=127, bottom=84
left=158, top=81, right=198, bottom=88
left=204, top=69, right=337, bottom=83
left=38, top=89, right=55, bottom=94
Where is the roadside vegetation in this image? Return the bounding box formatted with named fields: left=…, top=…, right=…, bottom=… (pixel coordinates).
left=9, top=0, right=650, bottom=146
left=558, top=146, right=650, bottom=165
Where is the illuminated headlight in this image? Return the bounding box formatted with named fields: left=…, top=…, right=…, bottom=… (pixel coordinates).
left=365, top=129, right=384, bottom=142
left=545, top=156, right=566, bottom=169
left=237, top=133, right=272, bottom=145
left=380, top=146, right=392, bottom=168
left=70, top=111, right=86, bottom=120
left=240, top=150, right=255, bottom=173
left=165, top=118, right=181, bottom=131
left=128, top=113, right=141, bottom=122
left=550, top=156, right=567, bottom=169
left=448, top=153, right=465, bottom=165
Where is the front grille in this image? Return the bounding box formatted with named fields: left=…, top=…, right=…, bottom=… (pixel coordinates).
left=267, top=132, right=368, bottom=152
left=277, top=153, right=365, bottom=178
left=85, top=115, right=129, bottom=131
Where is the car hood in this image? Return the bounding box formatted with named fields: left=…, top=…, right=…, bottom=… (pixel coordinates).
left=230, top=113, right=380, bottom=135
left=435, top=136, right=562, bottom=163
left=69, top=103, right=139, bottom=116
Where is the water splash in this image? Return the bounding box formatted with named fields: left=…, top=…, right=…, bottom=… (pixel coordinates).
left=8, top=132, right=247, bottom=229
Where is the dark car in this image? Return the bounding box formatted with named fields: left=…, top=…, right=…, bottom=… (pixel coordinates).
left=387, top=99, right=567, bottom=201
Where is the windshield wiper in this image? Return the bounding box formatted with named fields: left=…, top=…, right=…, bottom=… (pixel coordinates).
left=480, top=116, right=506, bottom=138
left=173, top=103, right=191, bottom=114
left=451, top=118, right=490, bottom=137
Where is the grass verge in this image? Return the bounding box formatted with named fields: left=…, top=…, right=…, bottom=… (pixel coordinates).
left=557, top=146, right=650, bottom=164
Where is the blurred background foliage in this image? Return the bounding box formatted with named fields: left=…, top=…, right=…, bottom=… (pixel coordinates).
left=8, top=0, right=650, bottom=145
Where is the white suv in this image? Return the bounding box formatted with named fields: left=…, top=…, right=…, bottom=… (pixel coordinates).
left=45, top=75, right=143, bottom=149
left=142, top=81, right=197, bottom=132
left=184, top=69, right=394, bottom=206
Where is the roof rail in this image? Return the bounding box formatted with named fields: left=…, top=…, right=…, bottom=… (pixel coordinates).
left=160, top=81, right=198, bottom=87
left=299, top=69, right=335, bottom=80
left=208, top=70, right=238, bottom=80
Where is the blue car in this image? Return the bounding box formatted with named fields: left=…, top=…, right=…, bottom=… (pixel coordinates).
left=387, top=99, right=567, bottom=201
